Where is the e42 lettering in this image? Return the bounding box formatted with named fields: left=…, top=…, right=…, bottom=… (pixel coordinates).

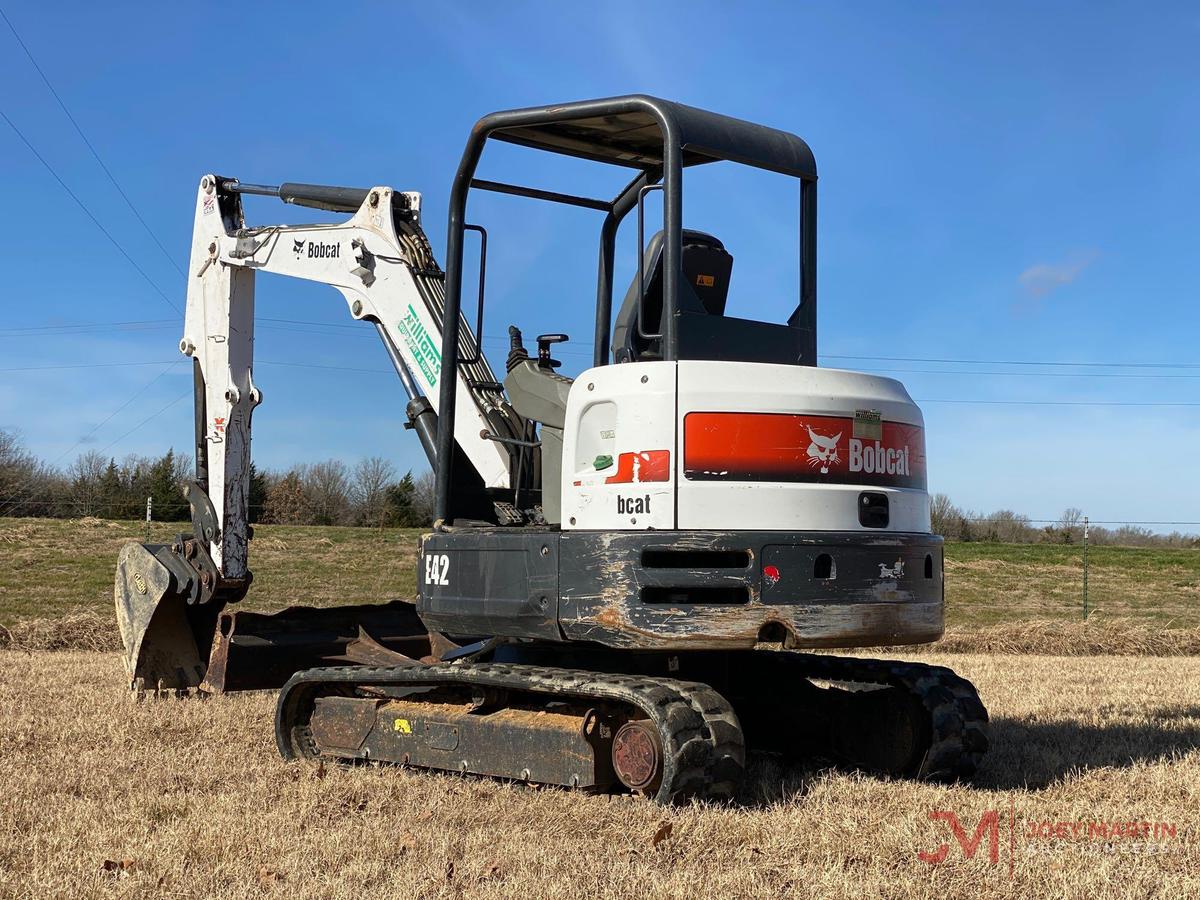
left=424, top=553, right=450, bottom=586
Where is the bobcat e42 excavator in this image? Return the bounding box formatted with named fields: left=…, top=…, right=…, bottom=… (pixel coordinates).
left=115, top=96, right=988, bottom=804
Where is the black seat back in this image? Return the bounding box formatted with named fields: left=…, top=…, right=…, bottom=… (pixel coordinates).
left=613, top=230, right=733, bottom=363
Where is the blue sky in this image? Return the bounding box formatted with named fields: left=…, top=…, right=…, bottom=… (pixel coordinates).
left=1, top=2, right=1197, bottom=527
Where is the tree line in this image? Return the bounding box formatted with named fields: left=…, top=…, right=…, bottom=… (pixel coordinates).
left=0, top=428, right=433, bottom=527
left=930, top=494, right=1198, bottom=548
left=2, top=427, right=1197, bottom=544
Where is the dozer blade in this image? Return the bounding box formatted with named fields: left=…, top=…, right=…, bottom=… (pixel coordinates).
left=116, top=541, right=433, bottom=695
left=201, top=602, right=432, bottom=692
left=115, top=542, right=220, bottom=693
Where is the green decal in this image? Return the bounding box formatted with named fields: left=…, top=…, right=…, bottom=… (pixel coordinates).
left=397, top=304, right=442, bottom=387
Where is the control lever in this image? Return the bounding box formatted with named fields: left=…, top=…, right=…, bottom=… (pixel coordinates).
left=506, top=325, right=529, bottom=373
left=536, top=333, right=569, bottom=370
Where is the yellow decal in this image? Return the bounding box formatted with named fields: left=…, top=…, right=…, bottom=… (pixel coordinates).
left=696, top=274, right=715, bottom=287
left=393, top=718, right=412, bottom=734
left=133, top=572, right=148, bottom=595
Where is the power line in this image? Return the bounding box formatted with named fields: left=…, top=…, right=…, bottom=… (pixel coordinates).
left=825, top=353, right=1200, bottom=370
left=0, top=319, right=174, bottom=335
left=6, top=356, right=1200, bottom=407
left=0, top=8, right=185, bottom=277
left=0, top=360, right=178, bottom=373
left=920, top=398, right=1200, bottom=407
left=0, top=360, right=185, bottom=515
left=96, top=390, right=189, bottom=455
left=0, top=106, right=182, bottom=314
left=964, top=518, right=1200, bottom=526
left=859, top=367, right=1200, bottom=380
left=8, top=315, right=1200, bottom=373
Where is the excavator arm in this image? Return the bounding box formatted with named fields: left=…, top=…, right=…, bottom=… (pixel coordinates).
left=115, top=174, right=523, bottom=692
left=185, top=174, right=519, bottom=578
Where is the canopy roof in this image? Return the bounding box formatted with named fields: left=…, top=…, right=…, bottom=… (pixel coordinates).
left=476, top=94, right=817, bottom=183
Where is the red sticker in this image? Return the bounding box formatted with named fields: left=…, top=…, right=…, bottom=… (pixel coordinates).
left=604, top=450, right=671, bottom=484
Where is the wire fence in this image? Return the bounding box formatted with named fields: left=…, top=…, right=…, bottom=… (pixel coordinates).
left=2, top=499, right=1196, bottom=632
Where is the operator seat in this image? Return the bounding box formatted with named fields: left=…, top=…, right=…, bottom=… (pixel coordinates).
left=613, top=229, right=733, bottom=363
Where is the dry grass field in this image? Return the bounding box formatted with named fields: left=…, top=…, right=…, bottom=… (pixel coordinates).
left=1, top=651, right=1197, bottom=899
left=1, top=518, right=1199, bottom=897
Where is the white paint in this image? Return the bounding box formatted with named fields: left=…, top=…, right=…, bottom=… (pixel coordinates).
left=560, top=361, right=677, bottom=531
left=182, top=177, right=512, bottom=576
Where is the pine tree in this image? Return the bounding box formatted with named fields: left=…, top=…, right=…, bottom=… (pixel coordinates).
left=384, top=472, right=419, bottom=526
left=247, top=462, right=268, bottom=524
left=147, top=450, right=188, bottom=522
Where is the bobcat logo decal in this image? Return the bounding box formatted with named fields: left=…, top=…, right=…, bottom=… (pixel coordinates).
left=292, top=238, right=306, bottom=256
left=805, top=427, right=842, bottom=475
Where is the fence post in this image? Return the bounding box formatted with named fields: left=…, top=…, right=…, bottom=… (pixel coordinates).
left=145, top=496, right=152, bottom=542
left=1082, top=515, right=1089, bottom=620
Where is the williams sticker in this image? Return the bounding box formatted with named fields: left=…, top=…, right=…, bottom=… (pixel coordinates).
left=397, top=305, right=442, bottom=387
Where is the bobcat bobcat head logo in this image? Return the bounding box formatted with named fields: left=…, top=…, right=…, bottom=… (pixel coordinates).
left=292, top=238, right=306, bottom=256
left=878, top=559, right=904, bottom=579
left=806, top=427, right=842, bottom=474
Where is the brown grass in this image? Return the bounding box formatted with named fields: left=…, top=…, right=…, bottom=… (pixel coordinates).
left=6, top=609, right=1200, bottom=658
left=0, top=652, right=1198, bottom=899
left=903, top=616, right=1200, bottom=656
left=0, top=610, right=118, bottom=653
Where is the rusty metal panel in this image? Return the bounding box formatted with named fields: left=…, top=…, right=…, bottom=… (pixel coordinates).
left=310, top=697, right=610, bottom=789
left=558, top=530, right=944, bottom=651
left=202, top=600, right=430, bottom=693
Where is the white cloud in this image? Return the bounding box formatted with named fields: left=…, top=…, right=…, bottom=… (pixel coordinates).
left=1017, top=250, right=1099, bottom=299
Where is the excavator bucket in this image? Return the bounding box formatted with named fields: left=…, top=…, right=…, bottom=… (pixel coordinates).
left=116, top=541, right=433, bottom=695
left=115, top=542, right=219, bottom=692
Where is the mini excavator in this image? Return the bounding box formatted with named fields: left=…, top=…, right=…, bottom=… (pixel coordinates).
left=115, top=96, right=987, bottom=803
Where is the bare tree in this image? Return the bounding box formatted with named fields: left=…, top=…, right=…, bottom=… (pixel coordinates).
left=0, top=428, right=36, bottom=500
left=1058, top=507, right=1084, bottom=544
left=0, top=428, right=57, bottom=517
left=980, top=509, right=1032, bottom=543
left=263, top=470, right=311, bottom=525
left=303, top=460, right=351, bottom=525
left=352, top=456, right=396, bottom=527
left=413, top=470, right=436, bottom=525
left=67, top=450, right=109, bottom=517
left=929, top=493, right=955, bottom=537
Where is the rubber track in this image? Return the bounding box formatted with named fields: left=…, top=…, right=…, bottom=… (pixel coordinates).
left=276, top=662, right=745, bottom=805
left=771, top=652, right=990, bottom=781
